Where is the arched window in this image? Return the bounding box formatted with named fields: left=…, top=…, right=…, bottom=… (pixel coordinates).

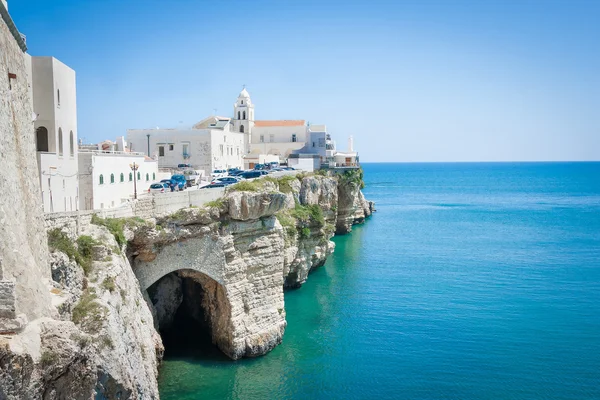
left=240, top=125, right=244, bottom=133
left=243, top=111, right=246, bottom=119
left=120, top=173, right=124, bottom=182
left=99, top=174, right=104, bottom=185
left=146, top=173, right=149, bottom=181
left=58, top=128, right=63, bottom=156
left=129, top=172, right=133, bottom=181
left=36, top=127, right=49, bottom=152
left=57, top=89, right=60, bottom=107
left=238, top=111, right=241, bottom=119
left=110, top=173, right=115, bottom=184
left=137, top=172, right=141, bottom=180
left=69, top=131, right=74, bottom=156
left=241, top=100, right=244, bottom=105
left=153, top=173, right=156, bottom=180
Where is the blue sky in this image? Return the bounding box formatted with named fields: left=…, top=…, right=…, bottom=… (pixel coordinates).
left=10, top=0, right=600, bottom=161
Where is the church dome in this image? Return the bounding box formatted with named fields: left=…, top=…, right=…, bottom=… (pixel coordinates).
left=238, top=88, right=250, bottom=98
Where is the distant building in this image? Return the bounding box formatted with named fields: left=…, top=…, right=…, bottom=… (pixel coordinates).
left=127, top=115, right=245, bottom=174
left=29, top=56, right=79, bottom=213
left=78, top=137, right=158, bottom=210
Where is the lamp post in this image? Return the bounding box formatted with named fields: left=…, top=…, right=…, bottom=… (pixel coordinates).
left=129, top=162, right=139, bottom=200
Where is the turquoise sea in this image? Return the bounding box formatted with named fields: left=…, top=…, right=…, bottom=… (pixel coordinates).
left=158, top=162, right=600, bottom=399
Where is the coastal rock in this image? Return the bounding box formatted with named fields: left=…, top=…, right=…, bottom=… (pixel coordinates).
left=227, top=192, right=287, bottom=221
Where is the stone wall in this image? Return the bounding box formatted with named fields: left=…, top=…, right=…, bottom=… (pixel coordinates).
left=43, top=189, right=225, bottom=236
left=0, top=9, right=52, bottom=323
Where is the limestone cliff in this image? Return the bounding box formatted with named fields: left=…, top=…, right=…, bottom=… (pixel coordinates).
left=1, top=225, right=163, bottom=399
left=127, top=172, right=373, bottom=361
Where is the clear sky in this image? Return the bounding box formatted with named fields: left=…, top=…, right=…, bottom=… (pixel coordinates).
left=9, top=0, right=600, bottom=162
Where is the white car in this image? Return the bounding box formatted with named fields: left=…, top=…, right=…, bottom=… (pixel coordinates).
left=211, top=169, right=227, bottom=180
left=148, top=183, right=169, bottom=193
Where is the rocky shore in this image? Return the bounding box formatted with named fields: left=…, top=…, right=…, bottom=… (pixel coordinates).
left=0, top=171, right=373, bottom=399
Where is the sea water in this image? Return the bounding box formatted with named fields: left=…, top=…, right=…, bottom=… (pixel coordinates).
left=158, top=162, right=600, bottom=399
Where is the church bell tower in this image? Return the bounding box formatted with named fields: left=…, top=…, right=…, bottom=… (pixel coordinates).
left=233, top=86, right=254, bottom=153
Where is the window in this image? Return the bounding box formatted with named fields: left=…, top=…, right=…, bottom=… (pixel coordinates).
left=153, top=172, right=156, bottom=180
left=158, top=146, right=165, bottom=157
left=137, top=172, right=141, bottom=180
left=240, top=125, right=244, bottom=133
left=110, top=173, right=115, bottom=184
left=219, top=144, right=224, bottom=156
left=169, top=144, right=174, bottom=151
left=292, top=134, right=297, bottom=142
left=318, top=138, right=326, bottom=147
left=57, top=89, right=60, bottom=107
left=120, top=173, right=124, bottom=183
left=182, top=144, right=189, bottom=158
left=241, top=100, right=244, bottom=105
left=99, top=174, right=104, bottom=185
left=260, top=135, right=264, bottom=143
left=63, top=179, right=65, bottom=189
left=243, top=111, right=246, bottom=119
left=238, top=111, right=241, bottom=119
left=313, top=142, right=316, bottom=147
left=129, top=172, right=133, bottom=181
left=36, top=127, right=49, bottom=152
left=69, top=131, right=74, bottom=156
left=270, top=134, right=274, bottom=143
left=146, top=173, right=149, bottom=181
left=58, top=128, right=63, bottom=156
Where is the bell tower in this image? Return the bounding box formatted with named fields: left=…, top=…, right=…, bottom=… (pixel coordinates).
left=233, top=86, right=254, bottom=153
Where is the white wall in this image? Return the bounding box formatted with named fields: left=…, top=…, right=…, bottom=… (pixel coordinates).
left=288, top=157, right=320, bottom=172
left=127, top=127, right=245, bottom=173
left=79, top=151, right=158, bottom=210
left=31, top=57, right=79, bottom=213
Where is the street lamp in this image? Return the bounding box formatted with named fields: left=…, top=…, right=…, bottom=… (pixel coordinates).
left=129, top=162, right=139, bottom=200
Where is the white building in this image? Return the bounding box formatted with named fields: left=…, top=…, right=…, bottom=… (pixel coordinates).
left=29, top=56, right=79, bottom=213
left=127, top=116, right=245, bottom=174
left=78, top=137, right=158, bottom=210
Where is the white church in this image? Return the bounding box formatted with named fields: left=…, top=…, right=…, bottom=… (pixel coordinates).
left=127, top=88, right=358, bottom=172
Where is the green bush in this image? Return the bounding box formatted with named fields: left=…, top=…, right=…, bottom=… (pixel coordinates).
left=71, top=289, right=107, bottom=333
left=48, top=230, right=95, bottom=275
left=338, top=168, right=365, bottom=189
left=91, top=215, right=127, bottom=247
left=290, top=203, right=324, bottom=227
left=205, top=198, right=225, bottom=209
left=276, top=212, right=297, bottom=244
left=229, top=180, right=263, bottom=192
left=277, top=175, right=297, bottom=194
left=40, top=350, right=59, bottom=366
left=300, top=227, right=311, bottom=238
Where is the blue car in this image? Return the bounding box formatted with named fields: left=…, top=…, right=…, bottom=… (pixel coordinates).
left=170, top=175, right=187, bottom=190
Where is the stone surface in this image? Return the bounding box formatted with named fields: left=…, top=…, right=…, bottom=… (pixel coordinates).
left=0, top=8, right=53, bottom=323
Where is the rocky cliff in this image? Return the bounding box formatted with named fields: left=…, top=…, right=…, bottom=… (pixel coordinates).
left=127, top=172, right=373, bottom=362
left=1, top=171, right=372, bottom=398
left=1, top=224, right=163, bottom=399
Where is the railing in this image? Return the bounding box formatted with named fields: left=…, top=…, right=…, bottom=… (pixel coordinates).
left=78, top=149, right=147, bottom=156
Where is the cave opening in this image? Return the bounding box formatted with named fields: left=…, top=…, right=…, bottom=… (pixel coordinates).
left=147, top=270, right=230, bottom=360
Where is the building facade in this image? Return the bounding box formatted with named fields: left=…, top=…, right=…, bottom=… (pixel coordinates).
left=127, top=116, right=245, bottom=174
left=78, top=144, right=158, bottom=210
left=29, top=56, right=79, bottom=213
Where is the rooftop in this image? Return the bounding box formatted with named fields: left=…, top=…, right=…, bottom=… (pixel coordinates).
left=254, top=120, right=305, bottom=127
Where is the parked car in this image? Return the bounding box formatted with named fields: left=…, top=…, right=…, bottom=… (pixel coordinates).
left=182, top=169, right=202, bottom=187
left=160, top=178, right=184, bottom=191
left=212, top=177, right=240, bottom=185
left=211, top=169, right=227, bottom=179
left=229, top=169, right=245, bottom=177
left=170, top=174, right=187, bottom=190
left=200, top=182, right=227, bottom=189
left=239, top=171, right=263, bottom=180
left=283, top=167, right=295, bottom=171
left=227, top=168, right=241, bottom=175
left=148, top=183, right=169, bottom=193
left=177, top=163, right=192, bottom=170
